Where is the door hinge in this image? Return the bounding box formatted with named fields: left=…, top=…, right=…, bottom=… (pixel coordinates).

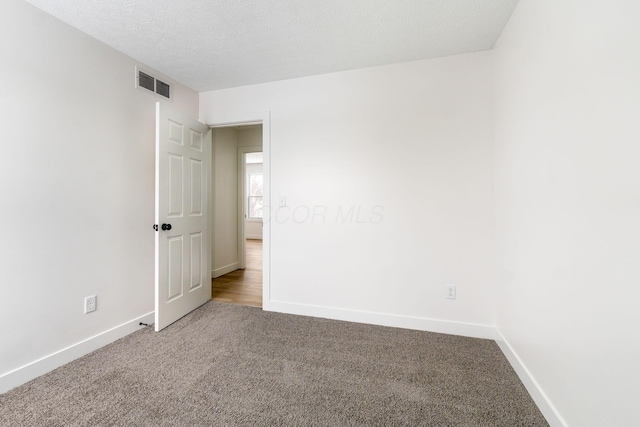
left=153, top=224, right=158, bottom=231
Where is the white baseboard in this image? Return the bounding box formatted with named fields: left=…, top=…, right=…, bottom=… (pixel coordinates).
left=264, top=300, right=495, bottom=339
left=245, top=234, right=263, bottom=240
left=494, top=329, right=567, bottom=427
left=0, top=311, right=154, bottom=394
left=212, top=262, right=240, bottom=278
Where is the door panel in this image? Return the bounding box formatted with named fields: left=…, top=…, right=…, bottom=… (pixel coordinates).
left=167, top=236, right=183, bottom=301
left=190, top=129, right=203, bottom=151
left=190, top=159, right=203, bottom=215
left=168, top=154, right=184, bottom=217
left=155, top=103, right=211, bottom=331
left=168, top=120, right=183, bottom=145
left=190, top=232, right=203, bottom=290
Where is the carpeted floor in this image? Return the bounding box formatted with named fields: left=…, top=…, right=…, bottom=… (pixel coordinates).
left=0, top=302, right=548, bottom=426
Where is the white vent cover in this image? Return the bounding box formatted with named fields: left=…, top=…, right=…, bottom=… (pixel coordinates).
left=136, top=67, right=171, bottom=100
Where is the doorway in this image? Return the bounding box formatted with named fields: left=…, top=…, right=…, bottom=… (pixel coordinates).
left=210, top=124, right=264, bottom=307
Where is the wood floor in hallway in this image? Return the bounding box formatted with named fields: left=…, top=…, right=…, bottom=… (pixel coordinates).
left=211, top=239, right=262, bottom=307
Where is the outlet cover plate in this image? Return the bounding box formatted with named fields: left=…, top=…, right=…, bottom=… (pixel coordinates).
left=84, top=295, right=96, bottom=313
left=446, top=285, right=456, bottom=300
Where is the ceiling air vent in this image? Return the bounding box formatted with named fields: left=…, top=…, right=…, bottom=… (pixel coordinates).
left=138, top=71, right=155, bottom=92
left=136, top=67, right=172, bottom=100
left=155, top=80, right=171, bottom=98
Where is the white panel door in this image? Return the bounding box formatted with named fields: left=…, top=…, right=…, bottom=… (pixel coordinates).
left=155, top=103, right=211, bottom=331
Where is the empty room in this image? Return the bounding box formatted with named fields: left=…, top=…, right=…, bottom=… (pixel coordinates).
left=1, top=0, right=638, bottom=426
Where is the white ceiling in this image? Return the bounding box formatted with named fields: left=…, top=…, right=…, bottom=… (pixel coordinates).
left=23, top=0, right=519, bottom=92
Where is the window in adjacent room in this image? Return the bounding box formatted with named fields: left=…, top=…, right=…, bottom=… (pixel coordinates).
left=248, top=173, right=263, bottom=219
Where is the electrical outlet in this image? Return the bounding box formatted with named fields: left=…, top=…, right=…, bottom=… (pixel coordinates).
left=84, top=295, right=97, bottom=313
left=446, top=285, right=456, bottom=300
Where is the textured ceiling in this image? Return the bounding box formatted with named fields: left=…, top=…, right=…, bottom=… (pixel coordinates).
left=22, top=0, right=519, bottom=92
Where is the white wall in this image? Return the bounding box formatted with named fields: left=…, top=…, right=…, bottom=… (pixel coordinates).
left=245, top=162, right=264, bottom=239
left=0, top=0, right=198, bottom=391
left=494, top=1, right=640, bottom=426
left=201, top=52, right=497, bottom=336
left=212, top=128, right=240, bottom=277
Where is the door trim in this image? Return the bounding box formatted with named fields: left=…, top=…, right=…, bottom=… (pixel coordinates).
left=207, top=112, right=271, bottom=309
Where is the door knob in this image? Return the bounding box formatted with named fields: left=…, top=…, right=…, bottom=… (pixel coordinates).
left=161, top=223, right=172, bottom=231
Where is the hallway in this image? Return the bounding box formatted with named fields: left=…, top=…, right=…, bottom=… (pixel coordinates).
left=211, top=239, right=262, bottom=307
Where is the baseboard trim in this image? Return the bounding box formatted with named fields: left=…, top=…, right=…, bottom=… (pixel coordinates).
left=264, top=300, right=494, bottom=339
left=212, top=262, right=240, bottom=278
left=0, top=311, right=154, bottom=394
left=494, top=329, right=567, bottom=427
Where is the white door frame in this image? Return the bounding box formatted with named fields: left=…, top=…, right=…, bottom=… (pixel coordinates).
left=207, top=112, right=271, bottom=309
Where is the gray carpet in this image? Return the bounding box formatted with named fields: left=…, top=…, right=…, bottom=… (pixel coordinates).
left=0, top=302, right=548, bottom=426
